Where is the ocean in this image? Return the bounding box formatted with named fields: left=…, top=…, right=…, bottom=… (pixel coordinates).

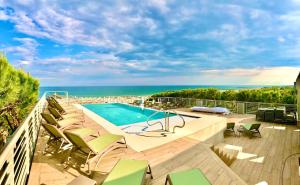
left=39, top=85, right=269, bottom=97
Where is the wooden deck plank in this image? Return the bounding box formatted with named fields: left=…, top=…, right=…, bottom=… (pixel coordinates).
left=224, top=122, right=300, bottom=185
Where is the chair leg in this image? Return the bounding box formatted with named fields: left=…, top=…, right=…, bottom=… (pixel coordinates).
left=85, top=161, right=92, bottom=176
left=257, top=130, right=262, bottom=137
left=57, top=140, right=65, bottom=153
left=95, top=154, right=104, bottom=169
left=165, top=175, right=170, bottom=185
left=147, top=165, right=153, bottom=179
left=123, top=137, right=128, bottom=148
left=84, top=151, right=93, bottom=175
left=63, top=147, right=74, bottom=168
left=117, top=137, right=127, bottom=148
left=249, top=131, right=253, bottom=139
left=43, top=137, right=53, bottom=154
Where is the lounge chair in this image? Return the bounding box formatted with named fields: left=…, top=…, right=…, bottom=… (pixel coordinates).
left=63, top=129, right=127, bottom=174
left=102, top=159, right=153, bottom=185
left=42, top=123, right=91, bottom=154
left=47, top=96, right=78, bottom=114
left=165, top=168, right=211, bottom=185
left=238, top=123, right=261, bottom=138
left=224, top=122, right=236, bottom=136
left=41, top=113, right=82, bottom=129
left=48, top=107, right=83, bottom=121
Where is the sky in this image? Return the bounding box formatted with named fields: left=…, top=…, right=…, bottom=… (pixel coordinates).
left=0, top=0, right=299, bottom=86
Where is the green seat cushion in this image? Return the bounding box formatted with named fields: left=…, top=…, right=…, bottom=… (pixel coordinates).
left=168, top=169, right=211, bottom=185
left=68, top=128, right=95, bottom=137
left=57, top=118, right=79, bottom=128
left=243, top=124, right=252, bottom=130
left=103, top=159, right=148, bottom=185
left=88, top=134, right=123, bottom=153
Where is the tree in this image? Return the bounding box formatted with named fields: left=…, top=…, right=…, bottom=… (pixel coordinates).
left=0, top=53, right=39, bottom=145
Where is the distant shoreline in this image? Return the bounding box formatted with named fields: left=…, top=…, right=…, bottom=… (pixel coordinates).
left=39, top=85, right=288, bottom=97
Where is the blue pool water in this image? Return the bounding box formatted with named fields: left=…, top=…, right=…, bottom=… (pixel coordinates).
left=83, top=103, right=174, bottom=126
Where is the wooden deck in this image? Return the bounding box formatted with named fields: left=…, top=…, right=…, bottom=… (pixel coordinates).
left=222, top=122, right=300, bottom=185
left=28, top=108, right=300, bottom=185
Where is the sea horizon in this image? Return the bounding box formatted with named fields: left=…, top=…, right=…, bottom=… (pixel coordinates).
left=39, top=85, right=288, bottom=97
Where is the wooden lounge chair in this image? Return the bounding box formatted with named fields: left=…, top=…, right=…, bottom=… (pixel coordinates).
left=165, top=168, right=211, bottom=185
left=41, top=113, right=82, bottom=129
left=238, top=123, right=261, bottom=138
left=63, top=129, right=127, bottom=174
left=102, top=159, right=153, bottom=185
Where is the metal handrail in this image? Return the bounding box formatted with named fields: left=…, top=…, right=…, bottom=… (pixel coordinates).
left=153, top=97, right=297, bottom=114
left=166, top=110, right=186, bottom=133
left=44, top=91, right=69, bottom=104
left=154, top=96, right=296, bottom=106
left=145, top=109, right=186, bottom=133
left=146, top=111, right=164, bottom=130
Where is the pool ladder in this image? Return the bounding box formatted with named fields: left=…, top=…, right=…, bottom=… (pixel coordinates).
left=145, top=110, right=186, bottom=133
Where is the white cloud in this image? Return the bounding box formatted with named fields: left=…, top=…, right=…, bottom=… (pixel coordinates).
left=201, top=67, right=300, bottom=85
left=119, top=41, right=134, bottom=52
left=279, top=11, right=300, bottom=33
left=38, top=57, right=76, bottom=65
left=0, top=10, right=8, bottom=20
left=277, top=36, right=285, bottom=43
left=1, top=1, right=136, bottom=50
left=4, top=37, right=39, bottom=66
left=291, top=0, right=300, bottom=4
left=147, top=0, right=171, bottom=13
left=19, top=60, right=31, bottom=65
left=187, top=24, right=249, bottom=45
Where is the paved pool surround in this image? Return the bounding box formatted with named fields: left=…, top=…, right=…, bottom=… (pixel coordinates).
left=76, top=104, right=227, bottom=152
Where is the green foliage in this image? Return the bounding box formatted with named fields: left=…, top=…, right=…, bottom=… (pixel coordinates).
left=0, top=53, right=39, bottom=136
left=152, top=86, right=296, bottom=104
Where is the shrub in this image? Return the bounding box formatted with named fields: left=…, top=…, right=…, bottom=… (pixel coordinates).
left=0, top=53, right=39, bottom=144
left=152, top=86, right=296, bottom=104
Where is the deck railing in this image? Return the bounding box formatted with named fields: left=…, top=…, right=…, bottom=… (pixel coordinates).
left=150, top=97, right=297, bottom=114
left=0, top=94, right=47, bottom=185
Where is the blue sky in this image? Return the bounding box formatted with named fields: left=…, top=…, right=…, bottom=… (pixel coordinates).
left=0, top=0, right=299, bottom=86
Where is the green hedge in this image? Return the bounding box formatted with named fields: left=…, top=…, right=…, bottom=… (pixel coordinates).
left=152, top=87, right=296, bottom=104
left=0, top=53, right=39, bottom=139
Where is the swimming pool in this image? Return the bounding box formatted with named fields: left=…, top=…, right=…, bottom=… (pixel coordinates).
left=83, top=103, right=174, bottom=126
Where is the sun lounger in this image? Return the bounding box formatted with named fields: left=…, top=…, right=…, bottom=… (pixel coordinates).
left=42, top=123, right=91, bottom=154
left=63, top=129, right=127, bottom=174
left=47, top=96, right=78, bottom=114
left=102, top=159, right=153, bottom=185
left=48, top=107, right=83, bottom=121
left=191, top=106, right=230, bottom=114
left=238, top=123, right=261, bottom=138
left=41, top=113, right=82, bottom=129
left=224, top=122, right=236, bottom=136
left=165, top=168, right=211, bottom=185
